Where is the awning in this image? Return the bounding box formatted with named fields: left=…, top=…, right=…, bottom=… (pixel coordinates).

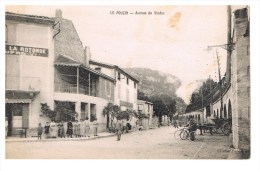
left=54, top=62, right=81, bottom=67
left=6, top=99, right=32, bottom=104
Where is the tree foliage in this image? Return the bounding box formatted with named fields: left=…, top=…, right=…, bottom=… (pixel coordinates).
left=54, top=101, right=78, bottom=121
left=138, top=91, right=177, bottom=121
left=186, top=78, right=218, bottom=112
left=40, top=103, right=55, bottom=120
left=102, top=103, right=120, bottom=128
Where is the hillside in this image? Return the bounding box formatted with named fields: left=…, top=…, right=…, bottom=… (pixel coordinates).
left=124, top=67, right=187, bottom=112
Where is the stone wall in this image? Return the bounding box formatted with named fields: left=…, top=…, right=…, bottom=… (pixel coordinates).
left=231, top=8, right=250, bottom=153
left=54, top=10, right=85, bottom=64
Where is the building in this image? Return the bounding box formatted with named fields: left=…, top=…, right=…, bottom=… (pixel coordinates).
left=52, top=10, right=115, bottom=132
left=137, top=100, right=153, bottom=128
left=5, top=9, right=138, bottom=137
left=5, top=12, right=55, bottom=136
left=89, top=60, right=139, bottom=111
left=179, top=7, right=250, bottom=158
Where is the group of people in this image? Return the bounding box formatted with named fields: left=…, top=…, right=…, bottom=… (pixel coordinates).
left=37, top=117, right=97, bottom=140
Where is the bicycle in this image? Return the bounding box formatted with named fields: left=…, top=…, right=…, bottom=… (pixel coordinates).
left=174, top=127, right=187, bottom=140
left=174, top=127, right=196, bottom=141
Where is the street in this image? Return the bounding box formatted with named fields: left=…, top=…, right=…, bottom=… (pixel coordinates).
left=6, top=126, right=231, bottom=159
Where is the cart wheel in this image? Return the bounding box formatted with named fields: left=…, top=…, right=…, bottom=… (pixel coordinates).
left=222, top=122, right=232, bottom=135
left=174, top=129, right=182, bottom=140
left=180, top=130, right=189, bottom=140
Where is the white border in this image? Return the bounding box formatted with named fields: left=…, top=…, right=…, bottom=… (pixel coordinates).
left=1, top=1, right=259, bottom=171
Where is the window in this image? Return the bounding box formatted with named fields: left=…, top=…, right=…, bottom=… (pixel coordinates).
left=134, top=82, right=136, bottom=89
left=148, top=104, right=150, bottom=113
left=126, top=89, right=129, bottom=102
left=95, top=67, right=101, bottom=72
left=12, top=104, right=23, bottom=116
left=5, top=25, right=8, bottom=43
left=106, top=80, right=111, bottom=97
left=127, top=78, right=129, bottom=85
left=118, top=72, right=121, bottom=80
left=118, top=84, right=121, bottom=99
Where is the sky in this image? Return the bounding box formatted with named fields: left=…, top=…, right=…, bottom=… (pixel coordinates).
left=5, top=5, right=246, bottom=104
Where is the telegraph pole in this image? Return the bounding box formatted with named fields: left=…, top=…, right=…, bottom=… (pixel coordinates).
left=226, top=5, right=232, bottom=83
left=216, top=50, right=223, bottom=118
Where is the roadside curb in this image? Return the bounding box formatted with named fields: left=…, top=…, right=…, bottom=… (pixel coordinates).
left=5, top=133, right=116, bottom=143
left=5, top=126, right=160, bottom=143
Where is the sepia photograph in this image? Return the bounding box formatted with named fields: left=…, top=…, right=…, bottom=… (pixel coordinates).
left=2, top=2, right=256, bottom=164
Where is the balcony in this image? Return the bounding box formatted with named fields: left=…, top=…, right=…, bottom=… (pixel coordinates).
left=6, top=76, right=41, bottom=91
left=55, top=83, right=98, bottom=97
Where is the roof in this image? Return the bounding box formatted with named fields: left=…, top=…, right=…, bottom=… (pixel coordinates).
left=54, top=55, right=115, bottom=83
left=6, top=12, right=54, bottom=25
left=89, top=60, right=139, bottom=83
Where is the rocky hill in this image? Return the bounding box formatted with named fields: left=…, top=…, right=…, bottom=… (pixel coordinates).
left=124, top=67, right=187, bottom=111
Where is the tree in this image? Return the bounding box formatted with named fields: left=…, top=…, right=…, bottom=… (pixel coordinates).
left=40, top=103, right=55, bottom=120
left=54, top=101, right=78, bottom=121
left=102, top=103, right=120, bottom=128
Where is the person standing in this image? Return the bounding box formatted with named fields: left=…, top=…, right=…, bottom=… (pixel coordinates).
left=84, top=117, right=90, bottom=137
left=66, top=120, right=73, bottom=138
left=122, top=119, right=127, bottom=133
left=74, top=120, right=80, bottom=138
left=79, top=119, right=85, bottom=137
left=49, top=120, right=57, bottom=138
left=58, top=121, right=65, bottom=138
left=115, top=118, right=122, bottom=141
left=44, top=122, right=50, bottom=139
left=93, top=118, right=98, bottom=136
left=37, top=123, right=43, bottom=140
left=5, top=117, right=8, bottom=138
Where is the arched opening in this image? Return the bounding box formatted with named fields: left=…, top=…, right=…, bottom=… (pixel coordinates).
left=224, top=104, right=227, bottom=119
left=214, top=110, right=216, bottom=117
left=228, top=100, right=232, bottom=119
left=198, top=114, right=201, bottom=123
left=217, top=109, right=219, bottom=118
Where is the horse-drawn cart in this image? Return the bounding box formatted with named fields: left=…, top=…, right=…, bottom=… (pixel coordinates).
left=198, top=118, right=232, bottom=136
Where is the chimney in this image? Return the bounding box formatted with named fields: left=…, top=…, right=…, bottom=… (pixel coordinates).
left=84, top=46, right=91, bottom=66
left=55, top=9, right=62, bottom=18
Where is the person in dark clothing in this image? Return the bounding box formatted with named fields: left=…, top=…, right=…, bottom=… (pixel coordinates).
left=66, top=120, right=73, bottom=138
left=58, top=121, right=65, bottom=138
left=44, top=122, right=50, bottom=139
left=37, top=123, right=43, bottom=140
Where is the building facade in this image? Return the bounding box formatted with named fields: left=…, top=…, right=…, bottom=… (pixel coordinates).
left=137, top=100, right=153, bottom=128
left=5, top=10, right=138, bottom=137
left=5, top=12, right=55, bottom=136
left=89, top=60, right=139, bottom=111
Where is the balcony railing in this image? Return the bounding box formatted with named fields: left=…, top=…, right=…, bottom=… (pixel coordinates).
left=55, top=83, right=98, bottom=97
left=5, top=76, right=41, bottom=91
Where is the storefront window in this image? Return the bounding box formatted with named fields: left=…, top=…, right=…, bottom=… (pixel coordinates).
left=12, top=104, right=23, bottom=116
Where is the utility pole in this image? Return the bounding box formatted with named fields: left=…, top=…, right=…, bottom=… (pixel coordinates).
left=226, top=5, right=232, bottom=84
left=209, top=75, right=213, bottom=117
left=216, top=50, right=223, bottom=118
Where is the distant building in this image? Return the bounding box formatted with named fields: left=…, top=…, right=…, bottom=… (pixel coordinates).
left=137, top=100, right=153, bottom=127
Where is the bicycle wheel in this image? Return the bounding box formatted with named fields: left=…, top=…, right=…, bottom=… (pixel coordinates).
left=180, top=130, right=189, bottom=140
left=174, top=129, right=182, bottom=140
left=222, top=122, right=232, bottom=135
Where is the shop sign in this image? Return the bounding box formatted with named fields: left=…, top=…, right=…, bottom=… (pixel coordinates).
left=5, top=45, right=48, bottom=57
